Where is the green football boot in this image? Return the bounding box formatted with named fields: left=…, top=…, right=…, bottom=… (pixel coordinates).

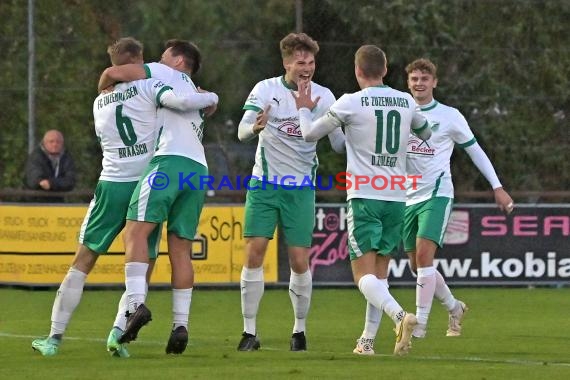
left=32, top=336, right=61, bottom=356
left=107, top=327, right=130, bottom=358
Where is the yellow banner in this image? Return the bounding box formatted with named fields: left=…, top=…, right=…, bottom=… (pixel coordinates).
left=0, top=204, right=277, bottom=285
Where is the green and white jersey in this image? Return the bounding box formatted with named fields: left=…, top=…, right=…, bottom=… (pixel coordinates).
left=330, top=85, right=427, bottom=202
left=406, top=99, right=476, bottom=205
left=93, top=79, right=171, bottom=182
left=243, top=76, right=335, bottom=185
left=144, top=62, right=207, bottom=167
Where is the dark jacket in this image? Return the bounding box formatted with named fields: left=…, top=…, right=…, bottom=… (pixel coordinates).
left=23, top=146, right=76, bottom=202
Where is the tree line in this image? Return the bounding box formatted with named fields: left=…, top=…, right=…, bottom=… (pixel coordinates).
left=1, top=0, right=568, bottom=196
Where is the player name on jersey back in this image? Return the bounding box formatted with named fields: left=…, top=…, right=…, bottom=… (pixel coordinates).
left=118, top=143, right=149, bottom=159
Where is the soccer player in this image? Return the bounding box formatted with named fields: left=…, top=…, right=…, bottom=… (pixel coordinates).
left=98, top=39, right=218, bottom=355
left=295, top=45, right=432, bottom=356
left=403, top=58, right=513, bottom=338
left=236, top=33, right=345, bottom=352
left=350, top=58, right=515, bottom=353
left=31, top=37, right=218, bottom=357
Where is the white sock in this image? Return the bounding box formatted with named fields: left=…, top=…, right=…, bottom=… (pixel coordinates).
left=434, top=270, right=457, bottom=311
left=416, top=266, right=437, bottom=326
left=113, top=291, right=128, bottom=331
left=361, top=279, right=386, bottom=339
left=289, top=270, right=312, bottom=333
left=172, top=288, right=193, bottom=330
left=50, top=267, right=87, bottom=337
left=358, top=274, right=405, bottom=325
left=114, top=282, right=148, bottom=331
left=240, top=266, right=264, bottom=335
left=125, top=262, right=148, bottom=313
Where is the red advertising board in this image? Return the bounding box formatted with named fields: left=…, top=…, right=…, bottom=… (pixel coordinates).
left=279, top=204, right=570, bottom=285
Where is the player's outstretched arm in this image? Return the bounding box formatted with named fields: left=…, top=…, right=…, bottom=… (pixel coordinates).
left=160, top=89, right=219, bottom=113
left=327, top=127, right=346, bottom=153
left=98, top=64, right=147, bottom=92
left=464, top=142, right=514, bottom=214
left=298, top=109, right=341, bottom=142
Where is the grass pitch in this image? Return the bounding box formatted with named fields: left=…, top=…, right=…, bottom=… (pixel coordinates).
left=1, top=287, right=569, bottom=379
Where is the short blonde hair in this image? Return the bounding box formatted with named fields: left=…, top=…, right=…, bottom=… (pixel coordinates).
left=107, top=37, right=143, bottom=66
left=280, top=33, right=319, bottom=59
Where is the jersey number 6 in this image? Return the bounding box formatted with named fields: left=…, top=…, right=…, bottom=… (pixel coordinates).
left=115, top=105, right=138, bottom=146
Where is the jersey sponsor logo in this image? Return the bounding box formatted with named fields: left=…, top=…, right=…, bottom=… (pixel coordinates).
left=407, top=137, right=435, bottom=156
left=277, top=121, right=302, bottom=137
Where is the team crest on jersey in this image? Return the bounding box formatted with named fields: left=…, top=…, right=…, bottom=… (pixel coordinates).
left=277, top=121, right=302, bottom=137
left=247, top=93, right=258, bottom=104
left=407, top=137, right=435, bottom=156
left=430, top=122, right=440, bottom=131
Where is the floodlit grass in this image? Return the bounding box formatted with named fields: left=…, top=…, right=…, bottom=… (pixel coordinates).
left=1, top=287, right=569, bottom=379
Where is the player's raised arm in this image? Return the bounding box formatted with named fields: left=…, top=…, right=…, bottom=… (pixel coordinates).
left=294, top=81, right=339, bottom=142
left=98, top=63, right=147, bottom=92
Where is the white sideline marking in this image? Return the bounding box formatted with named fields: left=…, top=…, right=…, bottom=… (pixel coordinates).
left=374, top=353, right=570, bottom=367
left=3, top=331, right=570, bottom=367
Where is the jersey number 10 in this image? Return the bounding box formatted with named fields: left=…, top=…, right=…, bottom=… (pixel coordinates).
left=375, top=109, right=401, bottom=154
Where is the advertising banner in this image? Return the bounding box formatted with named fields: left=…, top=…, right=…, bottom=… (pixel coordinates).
left=0, top=204, right=278, bottom=286
left=304, top=204, right=570, bottom=285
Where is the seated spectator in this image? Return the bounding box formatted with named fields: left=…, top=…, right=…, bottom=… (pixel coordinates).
left=24, top=129, right=76, bottom=202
